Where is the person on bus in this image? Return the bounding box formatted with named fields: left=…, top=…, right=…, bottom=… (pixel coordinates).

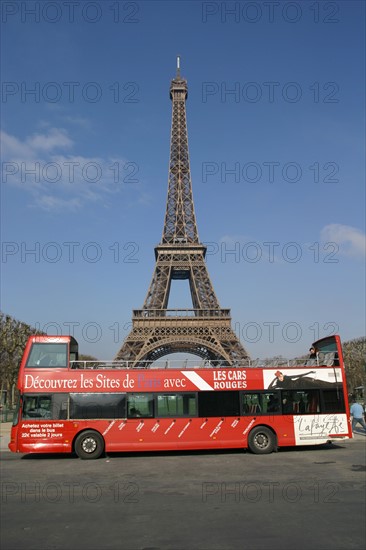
left=306, top=347, right=318, bottom=366
left=306, top=346, right=325, bottom=366
left=129, top=407, right=141, bottom=417
left=298, top=396, right=306, bottom=414
left=282, top=396, right=293, bottom=414
left=267, top=394, right=280, bottom=413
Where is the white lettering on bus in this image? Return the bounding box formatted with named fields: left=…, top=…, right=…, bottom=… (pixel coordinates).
left=213, top=371, right=247, bottom=387
left=227, top=370, right=246, bottom=381
left=210, top=420, right=223, bottom=438
left=95, top=374, right=121, bottom=389
left=163, top=378, right=186, bottom=389
left=164, top=421, right=175, bottom=435
left=178, top=422, right=191, bottom=438
left=243, top=419, right=256, bottom=435
left=24, top=375, right=77, bottom=390
left=213, top=380, right=247, bottom=389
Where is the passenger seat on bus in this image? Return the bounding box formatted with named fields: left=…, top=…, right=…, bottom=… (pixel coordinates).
left=322, top=352, right=335, bottom=366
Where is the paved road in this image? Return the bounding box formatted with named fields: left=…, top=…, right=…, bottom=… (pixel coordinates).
left=1, top=424, right=365, bottom=550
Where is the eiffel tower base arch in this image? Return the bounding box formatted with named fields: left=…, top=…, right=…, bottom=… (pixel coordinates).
left=115, top=310, right=249, bottom=366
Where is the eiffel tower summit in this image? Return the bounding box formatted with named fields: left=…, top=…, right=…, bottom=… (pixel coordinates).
left=115, top=58, right=250, bottom=365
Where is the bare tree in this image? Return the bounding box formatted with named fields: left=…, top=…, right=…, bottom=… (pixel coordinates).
left=342, top=337, right=366, bottom=394
left=0, top=312, right=43, bottom=407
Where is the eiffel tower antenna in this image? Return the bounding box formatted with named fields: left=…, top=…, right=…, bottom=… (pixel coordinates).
left=115, top=60, right=250, bottom=365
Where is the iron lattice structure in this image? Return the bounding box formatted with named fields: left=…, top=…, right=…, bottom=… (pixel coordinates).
left=115, top=61, right=250, bottom=365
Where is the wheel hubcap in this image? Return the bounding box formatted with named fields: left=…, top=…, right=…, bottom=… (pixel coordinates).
left=255, top=433, right=268, bottom=449
left=82, top=437, right=97, bottom=453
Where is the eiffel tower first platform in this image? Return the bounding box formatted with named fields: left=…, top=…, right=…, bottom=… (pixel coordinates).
left=115, top=59, right=250, bottom=365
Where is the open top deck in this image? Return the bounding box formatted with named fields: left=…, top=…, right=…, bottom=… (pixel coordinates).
left=20, top=334, right=342, bottom=371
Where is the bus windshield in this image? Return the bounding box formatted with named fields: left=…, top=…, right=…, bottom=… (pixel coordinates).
left=25, top=343, right=68, bottom=368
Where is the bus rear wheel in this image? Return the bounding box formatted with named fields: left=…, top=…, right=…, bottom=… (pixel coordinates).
left=248, top=426, right=276, bottom=454
left=74, top=430, right=105, bottom=459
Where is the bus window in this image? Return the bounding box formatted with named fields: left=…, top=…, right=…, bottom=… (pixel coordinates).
left=70, top=393, right=126, bottom=419
left=322, top=389, right=345, bottom=413
left=69, top=338, right=78, bottom=362
left=281, top=390, right=320, bottom=414
left=198, top=391, right=240, bottom=417
left=241, top=393, right=262, bottom=415
left=313, top=336, right=340, bottom=366
left=26, top=343, right=68, bottom=368
left=22, top=394, right=69, bottom=420
left=305, top=390, right=320, bottom=413
left=56, top=395, right=69, bottom=419
left=23, top=395, right=52, bottom=419
left=156, top=394, right=197, bottom=417
left=127, top=394, right=154, bottom=418
left=263, top=392, right=281, bottom=414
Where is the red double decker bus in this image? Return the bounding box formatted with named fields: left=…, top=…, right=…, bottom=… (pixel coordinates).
left=9, top=334, right=352, bottom=459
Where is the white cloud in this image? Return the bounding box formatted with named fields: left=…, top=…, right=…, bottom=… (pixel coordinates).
left=1, top=130, right=35, bottom=160
left=32, top=195, right=82, bottom=212
left=64, top=116, right=92, bottom=130
left=26, top=128, right=73, bottom=152
left=321, top=224, right=366, bottom=258
left=1, top=128, right=141, bottom=212
left=1, top=128, right=72, bottom=159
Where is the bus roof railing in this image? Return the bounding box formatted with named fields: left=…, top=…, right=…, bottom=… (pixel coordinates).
left=70, top=357, right=325, bottom=370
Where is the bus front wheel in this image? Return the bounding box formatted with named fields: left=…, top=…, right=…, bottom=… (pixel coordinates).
left=248, top=426, right=276, bottom=454
left=74, top=430, right=105, bottom=459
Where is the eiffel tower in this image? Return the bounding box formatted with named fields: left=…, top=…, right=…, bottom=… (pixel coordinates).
left=115, top=58, right=249, bottom=365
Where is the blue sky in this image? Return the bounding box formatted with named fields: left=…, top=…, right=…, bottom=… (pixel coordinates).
left=1, top=0, right=365, bottom=360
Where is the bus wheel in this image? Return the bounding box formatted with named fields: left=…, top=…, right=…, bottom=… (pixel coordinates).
left=248, top=426, right=275, bottom=454
left=74, top=430, right=105, bottom=460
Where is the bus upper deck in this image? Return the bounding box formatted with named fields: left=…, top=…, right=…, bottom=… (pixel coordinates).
left=21, top=334, right=342, bottom=371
